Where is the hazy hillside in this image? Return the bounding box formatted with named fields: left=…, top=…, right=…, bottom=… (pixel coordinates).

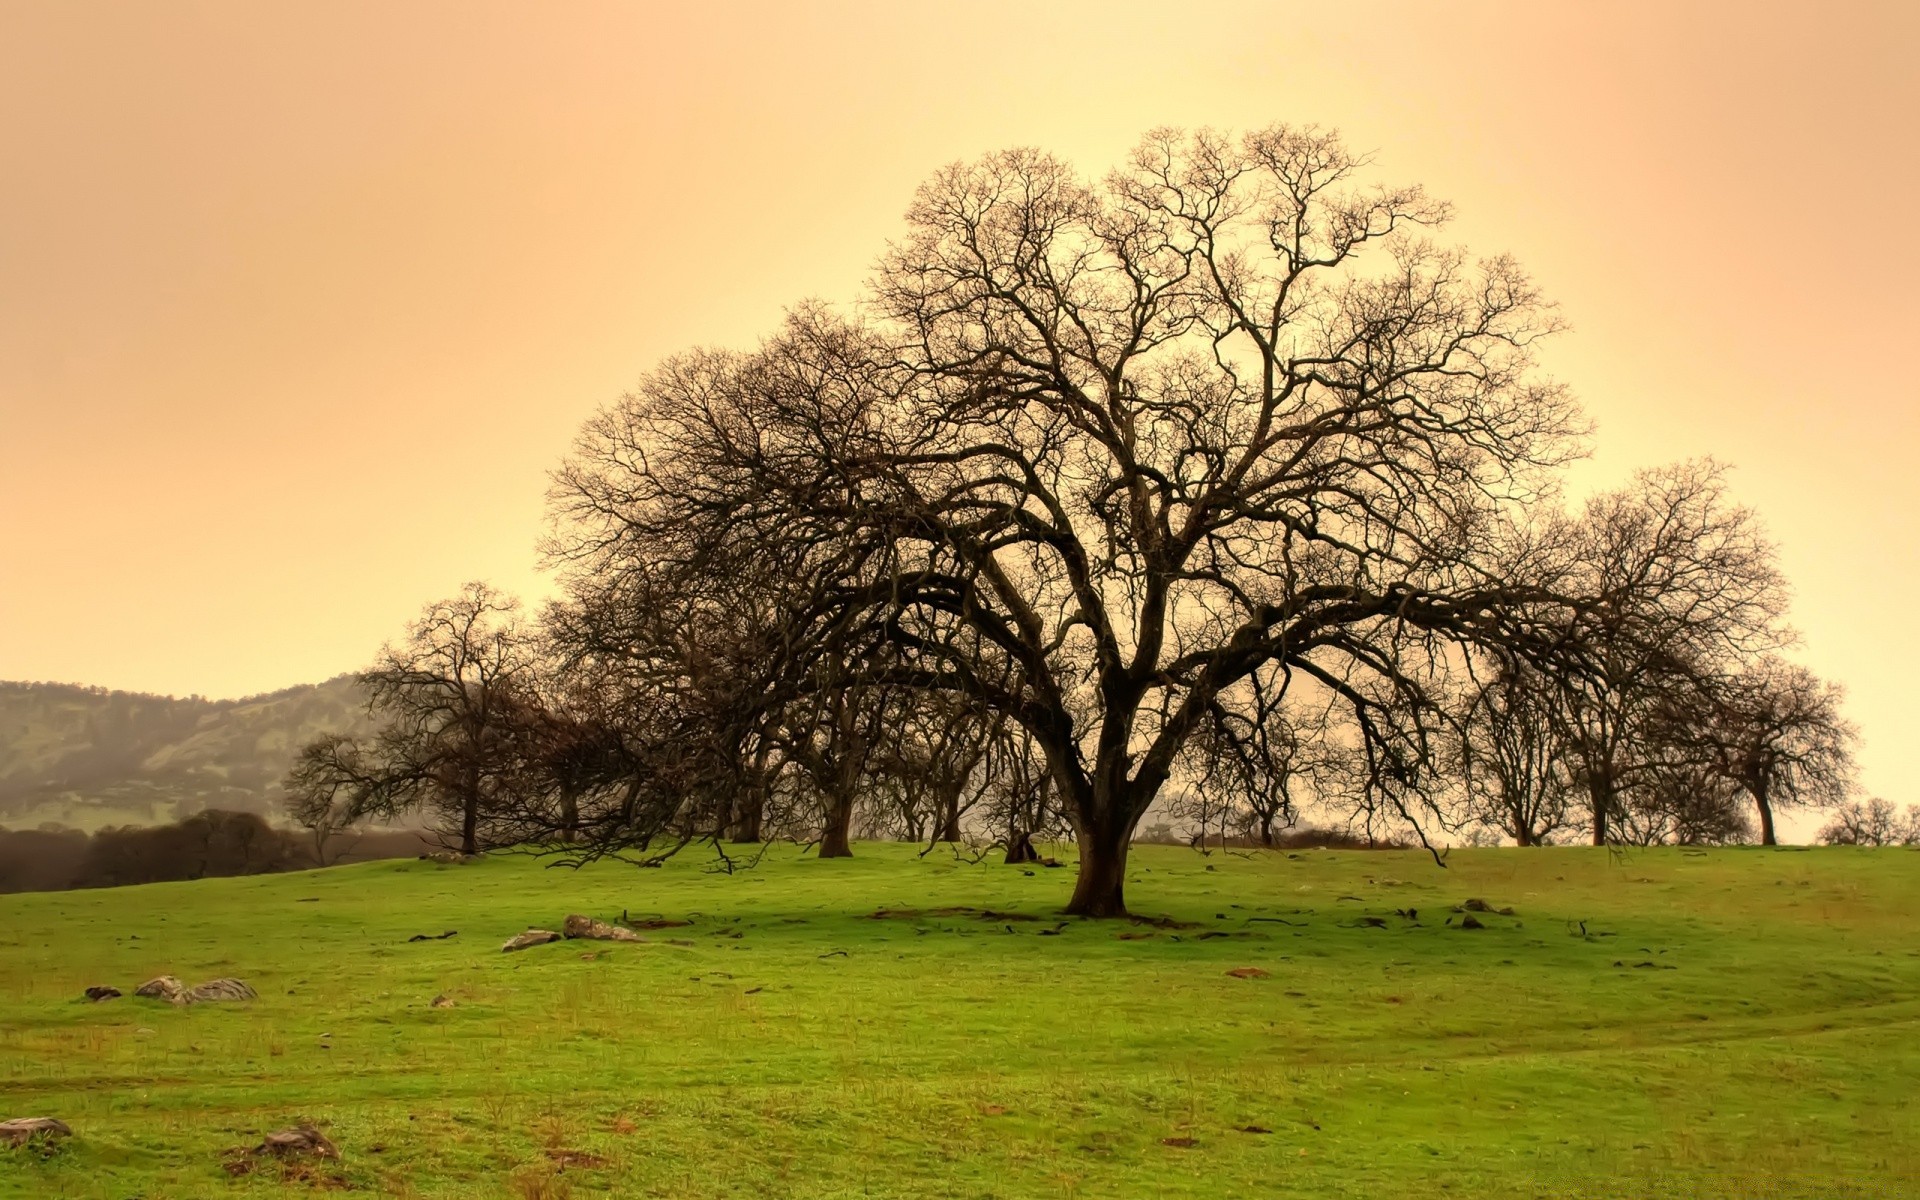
left=0, top=677, right=370, bottom=830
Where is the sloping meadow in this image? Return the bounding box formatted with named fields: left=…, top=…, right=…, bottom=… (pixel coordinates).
left=2, top=843, right=1915, bottom=1197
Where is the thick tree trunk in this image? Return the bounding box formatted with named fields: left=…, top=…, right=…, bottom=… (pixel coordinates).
left=1004, top=830, right=1039, bottom=864
left=1755, top=788, right=1777, bottom=846
left=1065, top=823, right=1130, bottom=917
left=818, top=793, right=854, bottom=858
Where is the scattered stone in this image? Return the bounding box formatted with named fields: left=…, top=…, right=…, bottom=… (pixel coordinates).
left=1237, top=1125, right=1273, bottom=1134
left=430, top=994, right=457, bottom=1009
left=1460, top=915, right=1485, bottom=930
left=1356, top=916, right=1388, bottom=928
left=184, top=979, right=257, bottom=1003
left=83, top=986, right=121, bottom=1002
left=1498, top=906, right=1517, bottom=916
left=1462, top=898, right=1492, bottom=912
left=134, top=975, right=186, bottom=1002
left=563, top=914, right=643, bottom=942
left=407, top=930, right=459, bottom=942
left=501, top=930, right=562, bottom=953
left=545, top=1147, right=610, bottom=1169
left=1225, top=966, right=1271, bottom=979
left=0, top=1118, right=71, bottom=1147
left=256, top=1124, right=339, bottom=1159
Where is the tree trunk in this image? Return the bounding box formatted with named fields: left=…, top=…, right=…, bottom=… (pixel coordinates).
left=1587, top=770, right=1612, bottom=846
left=731, top=787, right=764, bottom=844
left=1004, top=830, right=1039, bottom=864
left=1754, top=787, right=1777, bottom=846
left=1065, top=822, right=1130, bottom=917
left=559, top=789, right=580, bottom=844
left=460, top=793, right=479, bottom=857
left=818, top=793, right=854, bottom=858
left=936, top=785, right=962, bottom=842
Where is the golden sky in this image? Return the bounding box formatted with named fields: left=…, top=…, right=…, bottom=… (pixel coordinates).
left=2, top=1, right=1915, bottom=810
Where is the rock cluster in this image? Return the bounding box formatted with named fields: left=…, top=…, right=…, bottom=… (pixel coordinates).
left=257, top=1124, right=338, bottom=1159
left=502, top=915, right=652, bottom=951
left=131, top=975, right=257, bottom=1004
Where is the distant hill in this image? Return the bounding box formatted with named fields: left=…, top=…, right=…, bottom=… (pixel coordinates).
left=0, top=676, right=371, bottom=830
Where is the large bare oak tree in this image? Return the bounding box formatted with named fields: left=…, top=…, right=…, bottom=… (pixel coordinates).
left=549, top=126, right=1602, bottom=916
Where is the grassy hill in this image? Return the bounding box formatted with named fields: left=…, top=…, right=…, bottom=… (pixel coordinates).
left=0, top=677, right=369, bottom=830
left=2, top=842, right=1915, bottom=1197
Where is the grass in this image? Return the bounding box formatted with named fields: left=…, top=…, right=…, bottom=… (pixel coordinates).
left=2, top=841, right=1916, bottom=1198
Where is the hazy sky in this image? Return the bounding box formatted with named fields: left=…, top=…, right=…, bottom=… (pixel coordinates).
left=2, top=2, right=1915, bottom=811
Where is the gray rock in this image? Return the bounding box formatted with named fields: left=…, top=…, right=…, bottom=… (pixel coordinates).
left=133, top=976, right=255, bottom=1004
left=563, top=914, right=643, bottom=942
left=134, top=976, right=186, bottom=1002
left=0, top=1118, right=71, bottom=1147
left=430, top=994, right=456, bottom=1009
left=184, top=978, right=257, bottom=1003
left=256, top=1124, right=338, bottom=1158
left=501, top=929, right=562, bottom=953
left=83, top=986, right=121, bottom=1002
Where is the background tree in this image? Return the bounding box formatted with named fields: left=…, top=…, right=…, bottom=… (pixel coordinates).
left=1816, top=797, right=1920, bottom=847
left=1692, top=657, right=1856, bottom=845
left=286, top=582, right=537, bottom=856
left=1457, top=658, right=1575, bottom=845
left=1549, top=461, right=1787, bottom=844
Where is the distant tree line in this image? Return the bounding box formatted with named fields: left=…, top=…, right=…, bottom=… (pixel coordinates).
left=288, top=126, right=1882, bottom=917
left=0, top=811, right=433, bottom=895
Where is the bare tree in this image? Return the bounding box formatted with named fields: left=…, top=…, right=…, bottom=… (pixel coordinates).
left=1457, top=659, right=1575, bottom=845
left=549, top=126, right=1600, bottom=916
left=1613, top=755, right=1753, bottom=846
left=1550, top=462, right=1788, bottom=845
left=1817, top=797, right=1920, bottom=847
left=286, top=582, right=537, bottom=856
left=1692, top=657, right=1855, bottom=845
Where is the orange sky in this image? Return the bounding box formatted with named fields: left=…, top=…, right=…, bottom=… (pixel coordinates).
left=2, top=1, right=1915, bottom=813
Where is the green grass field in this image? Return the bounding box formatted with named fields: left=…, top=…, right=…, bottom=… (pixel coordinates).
left=2, top=842, right=1915, bottom=1198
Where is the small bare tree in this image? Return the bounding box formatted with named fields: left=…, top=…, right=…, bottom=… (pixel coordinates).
left=286, top=582, right=537, bottom=856
left=1457, top=659, right=1574, bottom=845
left=1817, top=797, right=1920, bottom=847
left=1694, top=657, right=1856, bottom=845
